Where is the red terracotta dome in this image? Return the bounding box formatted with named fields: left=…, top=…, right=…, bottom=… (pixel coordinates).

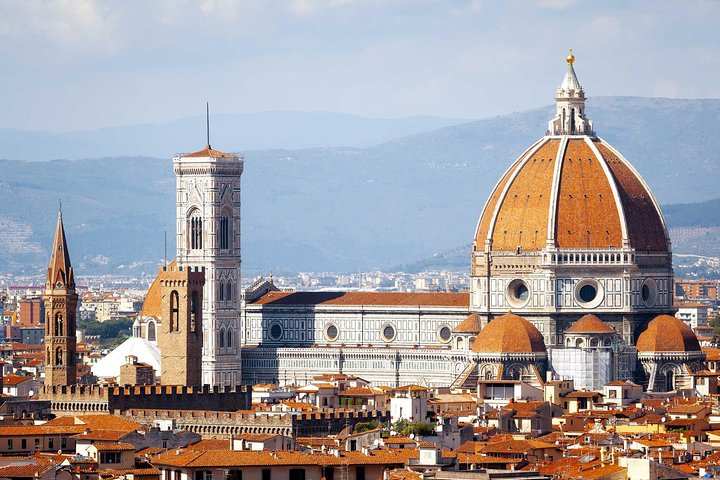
left=474, top=137, right=668, bottom=253
left=636, top=315, right=701, bottom=353
left=472, top=312, right=546, bottom=354
left=453, top=313, right=481, bottom=333
left=140, top=260, right=176, bottom=318
left=566, top=314, right=615, bottom=334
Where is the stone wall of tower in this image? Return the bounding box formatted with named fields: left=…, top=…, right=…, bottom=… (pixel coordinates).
left=44, top=289, right=78, bottom=386
left=157, top=264, right=205, bottom=386
left=43, top=213, right=78, bottom=387
left=174, top=148, right=244, bottom=386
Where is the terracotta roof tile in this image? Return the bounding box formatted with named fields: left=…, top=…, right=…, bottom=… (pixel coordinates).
left=182, top=145, right=236, bottom=158
left=474, top=137, right=669, bottom=254
left=452, top=313, right=481, bottom=333
left=153, top=448, right=416, bottom=468
left=597, top=142, right=667, bottom=251
left=2, top=374, right=33, bottom=385
left=491, top=139, right=559, bottom=251
left=637, top=315, right=701, bottom=352
left=566, top=314, right=615, bottom=334
left=249, top=291, right=468, bottom=307
left=140, top=261, right=175, bottom=318
left=472, top=312, right=546, bottom=353
left=91, top=442, right=135, bottom=452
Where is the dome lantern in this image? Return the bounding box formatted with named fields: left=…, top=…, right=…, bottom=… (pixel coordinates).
left=548, top=49, right=594, bottom=136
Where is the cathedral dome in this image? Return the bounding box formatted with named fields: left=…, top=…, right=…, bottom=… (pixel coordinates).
left=566, top=314, right=615, bottom=334
left=473, top=53, right=668, bottom=255
left=472, top=312, right=546, bottom=354
left=474, top=136, right=668, bottom=253
left=636, top=315, right=701, bottom=353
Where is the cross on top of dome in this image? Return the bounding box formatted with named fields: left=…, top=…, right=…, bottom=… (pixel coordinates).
left=548, top=49, right=594, bottom=136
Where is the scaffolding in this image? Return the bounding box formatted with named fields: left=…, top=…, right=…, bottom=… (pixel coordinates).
left=549, top=343, right=638, bottom=390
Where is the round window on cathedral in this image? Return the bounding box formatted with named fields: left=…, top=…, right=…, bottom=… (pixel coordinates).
left=382, top=324, right=396, bottom=342
left=579, top=284, right=596, bottom=302
left=325, top=324, right=339, bottom=342
left=574, top=278, right=604, bottom=308
left=506, top=279, right=531, bottom=308
left=641, top=277, right=658, bottom=308
left=437, top=325, right=452, bottom=343
left=269, top=322, right=283, bottom=341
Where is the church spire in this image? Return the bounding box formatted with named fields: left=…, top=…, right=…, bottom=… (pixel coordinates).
left=43, top=208, right=79, bottom=387
left=46, top=208, right=75, bottom=291
left=548, top=49, right=594, bottom=136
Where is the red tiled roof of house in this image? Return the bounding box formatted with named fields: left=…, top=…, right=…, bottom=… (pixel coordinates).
left=45, top=414, right=141, bottom=432
left=237, top=433, right=280, bottom=442
left=383, top=436, right=416, bottom=445
left=188, top=438, right=231, bottom=451
left=339, top=386, right=383, bottom=397
left=0, top=458, right=54, bottom=478
left=92, top=442, right=135, bottom=452
left=71, top=430, right=130, bottom=441
left=2, top=374, right=33, bottom=385
left=153, top=448, right=417, bottom=468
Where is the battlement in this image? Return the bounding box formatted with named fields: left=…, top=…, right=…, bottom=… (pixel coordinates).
left=120, top=408, right=389, bottom=439
left=41, top=384, right=252, bottom=414
left=161, top=263, right=206, bottom=274
left=158, top=264, right=205, bottom=288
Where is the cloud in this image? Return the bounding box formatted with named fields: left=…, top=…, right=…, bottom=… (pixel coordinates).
left=536, top=0, right=575, bottom=8
left=0, top=0, right=121, bottom=57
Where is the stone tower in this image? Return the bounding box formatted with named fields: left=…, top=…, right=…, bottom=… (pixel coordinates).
left=43, top=210, right=78, bottom=387
left=157, top=263, right=205, bottom=386
left=174, top=144, right=243, bottom=386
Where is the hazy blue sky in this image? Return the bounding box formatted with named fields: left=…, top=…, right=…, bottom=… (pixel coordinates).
left=1, top=0, right=718, bottom=131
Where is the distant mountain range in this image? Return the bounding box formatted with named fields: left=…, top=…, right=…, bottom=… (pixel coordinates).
left=0, top=112, right=466, bottom=162
left=1, top=96, right=720, bottom=277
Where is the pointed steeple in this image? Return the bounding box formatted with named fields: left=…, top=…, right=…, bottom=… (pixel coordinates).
left=46, top=209, right=75, bottom=291
left=559, top=48, right=583, bottom=94
left=548, top=49, right=594, bottom=136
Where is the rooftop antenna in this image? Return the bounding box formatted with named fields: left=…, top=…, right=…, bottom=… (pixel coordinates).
left=206, top=102, right=211, bottom=148
left=164, top=230, right=167, bottom=269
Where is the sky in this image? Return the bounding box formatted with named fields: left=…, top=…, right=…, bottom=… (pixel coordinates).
left=0, top=0, right=718, bottom=132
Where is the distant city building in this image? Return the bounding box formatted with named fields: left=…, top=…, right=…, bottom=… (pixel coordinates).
left=676, top=302, right=710, bottom=329
left=17, top=298, right=43, bottom=326
left=675, top=278, right=719, bottom=303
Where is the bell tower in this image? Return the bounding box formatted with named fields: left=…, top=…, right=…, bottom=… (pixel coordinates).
left=157, top=263, right=205, bottom=386
left=174, top=141, right=243, bottom=386
left=43, top=210, right=78, bottom=387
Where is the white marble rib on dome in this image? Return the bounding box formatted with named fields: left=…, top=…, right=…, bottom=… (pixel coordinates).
left=91, top=337, right=160, bottom=380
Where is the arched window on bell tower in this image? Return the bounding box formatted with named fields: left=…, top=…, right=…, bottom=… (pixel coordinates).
left=55, top=347, right=63, bottom=365
left=55, top=313, right=63, bottom=336
left=170, top=290, right=180, bottom=332
left=188, top=209, right=203, bottom=250
left=219, top=212, right=230, bottom=250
